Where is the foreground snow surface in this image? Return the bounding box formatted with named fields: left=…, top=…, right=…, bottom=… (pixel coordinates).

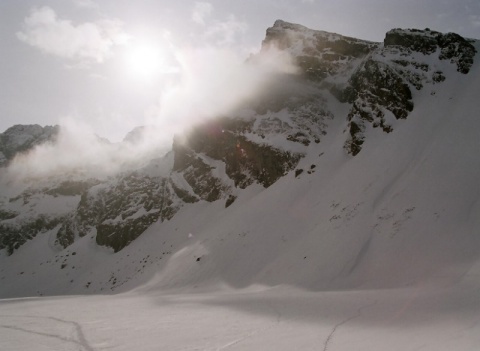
left=1, top=280, right=480, bottom=351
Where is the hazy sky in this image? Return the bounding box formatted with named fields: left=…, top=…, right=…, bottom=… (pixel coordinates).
left=1, top=0, right=480, bottom=141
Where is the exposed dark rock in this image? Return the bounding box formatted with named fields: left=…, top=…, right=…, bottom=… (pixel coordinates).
left=385, top=28, right=477, bottom=74
left=432, top=71, right=446, bottom=83
left=181, top=156, right=227, bottom=201
left=0, top=215, right=62, bottom=255
left=287, top=132, right=310, bottom=146
left=0, top=210, right=17, bottom=221
left=384, top=28, right=440, bottom=54
left=262, top=20, right=377, bottom=83
left=342, top=58, right=413, bottom=155
left=53, top=174, right=180, bottom=252
left=175, top=118, right=302, bottom=189
left=170, top=181, right=198, bottom=204
left=225, top=195, right=237, bottom=208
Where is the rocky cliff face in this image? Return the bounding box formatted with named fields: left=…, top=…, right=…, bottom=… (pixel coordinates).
left=0, top=20, right=477, bottom=262
left=0, top=116, right=306, bottom=254
left=262, top=21, right=476, bottom=155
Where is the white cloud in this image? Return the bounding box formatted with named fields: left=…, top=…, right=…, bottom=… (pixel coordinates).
left=17, top=6, right=130, bottom=64
left=6, top=117, right=170, bottom=180
left=192, top=2, right=214, bottom=26
left=144, top=45, right=298, bottom=138
left=4, top=43, right=299, bottom=180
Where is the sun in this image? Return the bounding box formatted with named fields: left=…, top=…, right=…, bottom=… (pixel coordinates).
left=126, top=44, right=164, bottom=79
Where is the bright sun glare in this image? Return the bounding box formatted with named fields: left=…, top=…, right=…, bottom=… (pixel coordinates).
left=126, top=45, right=164, bottom=79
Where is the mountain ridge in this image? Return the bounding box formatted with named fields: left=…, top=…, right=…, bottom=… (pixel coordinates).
left=1, top=21, right=479, bottom=297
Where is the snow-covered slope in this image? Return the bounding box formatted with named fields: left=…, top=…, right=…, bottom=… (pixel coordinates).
left=0, top=21, right=479, bottom=298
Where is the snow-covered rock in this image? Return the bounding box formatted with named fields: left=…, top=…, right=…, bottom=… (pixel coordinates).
left=0, top=124, right=59, bottom=166
left=0, top=21, right=479, bottom=299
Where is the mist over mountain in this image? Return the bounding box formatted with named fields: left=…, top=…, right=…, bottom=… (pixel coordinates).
left=1, top=19, right=479, bottom=295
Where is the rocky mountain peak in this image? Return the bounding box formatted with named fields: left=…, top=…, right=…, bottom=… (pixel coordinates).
left=262, top=20, right=377, bottom=82
left=0, top=124, right=59, bottom=166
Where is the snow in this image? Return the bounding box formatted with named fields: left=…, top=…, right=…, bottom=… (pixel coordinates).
left=170, top=171, right=197, bottom=196
left=196, top=153, right=237, bottom=190
left=1, top=281, right=480, bottom=350
left=1, top=27, right=480, bottom=351
left=6, top=193, right=81, bottom=219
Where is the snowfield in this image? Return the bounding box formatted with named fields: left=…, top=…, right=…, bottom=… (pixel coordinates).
left=2, top=279, right=480, bottom=350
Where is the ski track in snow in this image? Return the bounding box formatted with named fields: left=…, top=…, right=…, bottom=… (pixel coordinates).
left=216, top=330, right=262, bottom=351
left=0, top=314, right=94, bottom=351
left=216, top=299, right=283, bottom=351
left=322, top=300, right=377, bottom=351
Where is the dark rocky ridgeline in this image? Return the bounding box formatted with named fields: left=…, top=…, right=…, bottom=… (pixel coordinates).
left=261, top=20, right=378, bottom=82
left=1, top=117, right=302, bottom=254
left=260, top=21, right=476, bottom=156
left=384, top=28, right=477, bottom=74
left=342, top=28, right=476, bottom=155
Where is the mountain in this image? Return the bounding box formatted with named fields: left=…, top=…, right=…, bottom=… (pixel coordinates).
left=0, top=124, right=59, bottom=166
left=0, top=20, right=479, bottom=299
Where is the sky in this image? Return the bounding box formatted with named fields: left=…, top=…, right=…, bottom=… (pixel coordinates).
left=1, top=0, right=480, bottom=142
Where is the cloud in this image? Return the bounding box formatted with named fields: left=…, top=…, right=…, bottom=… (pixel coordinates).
left=4, top=49, right=299, bottom=182
left=191, top=3, right=247, bottom=47
left=144, top=45, right=299, bottom=138
left=5, top=118, right=170, bottom=181
left=7, top=18, right=299, bottom=181
left=73, top=0, right=99, bottom=10
left=17, top=6, right=130, bottom=64
left=203, top=14, right=248, bottom=47
left=192, top=1, right=214, bottom=26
